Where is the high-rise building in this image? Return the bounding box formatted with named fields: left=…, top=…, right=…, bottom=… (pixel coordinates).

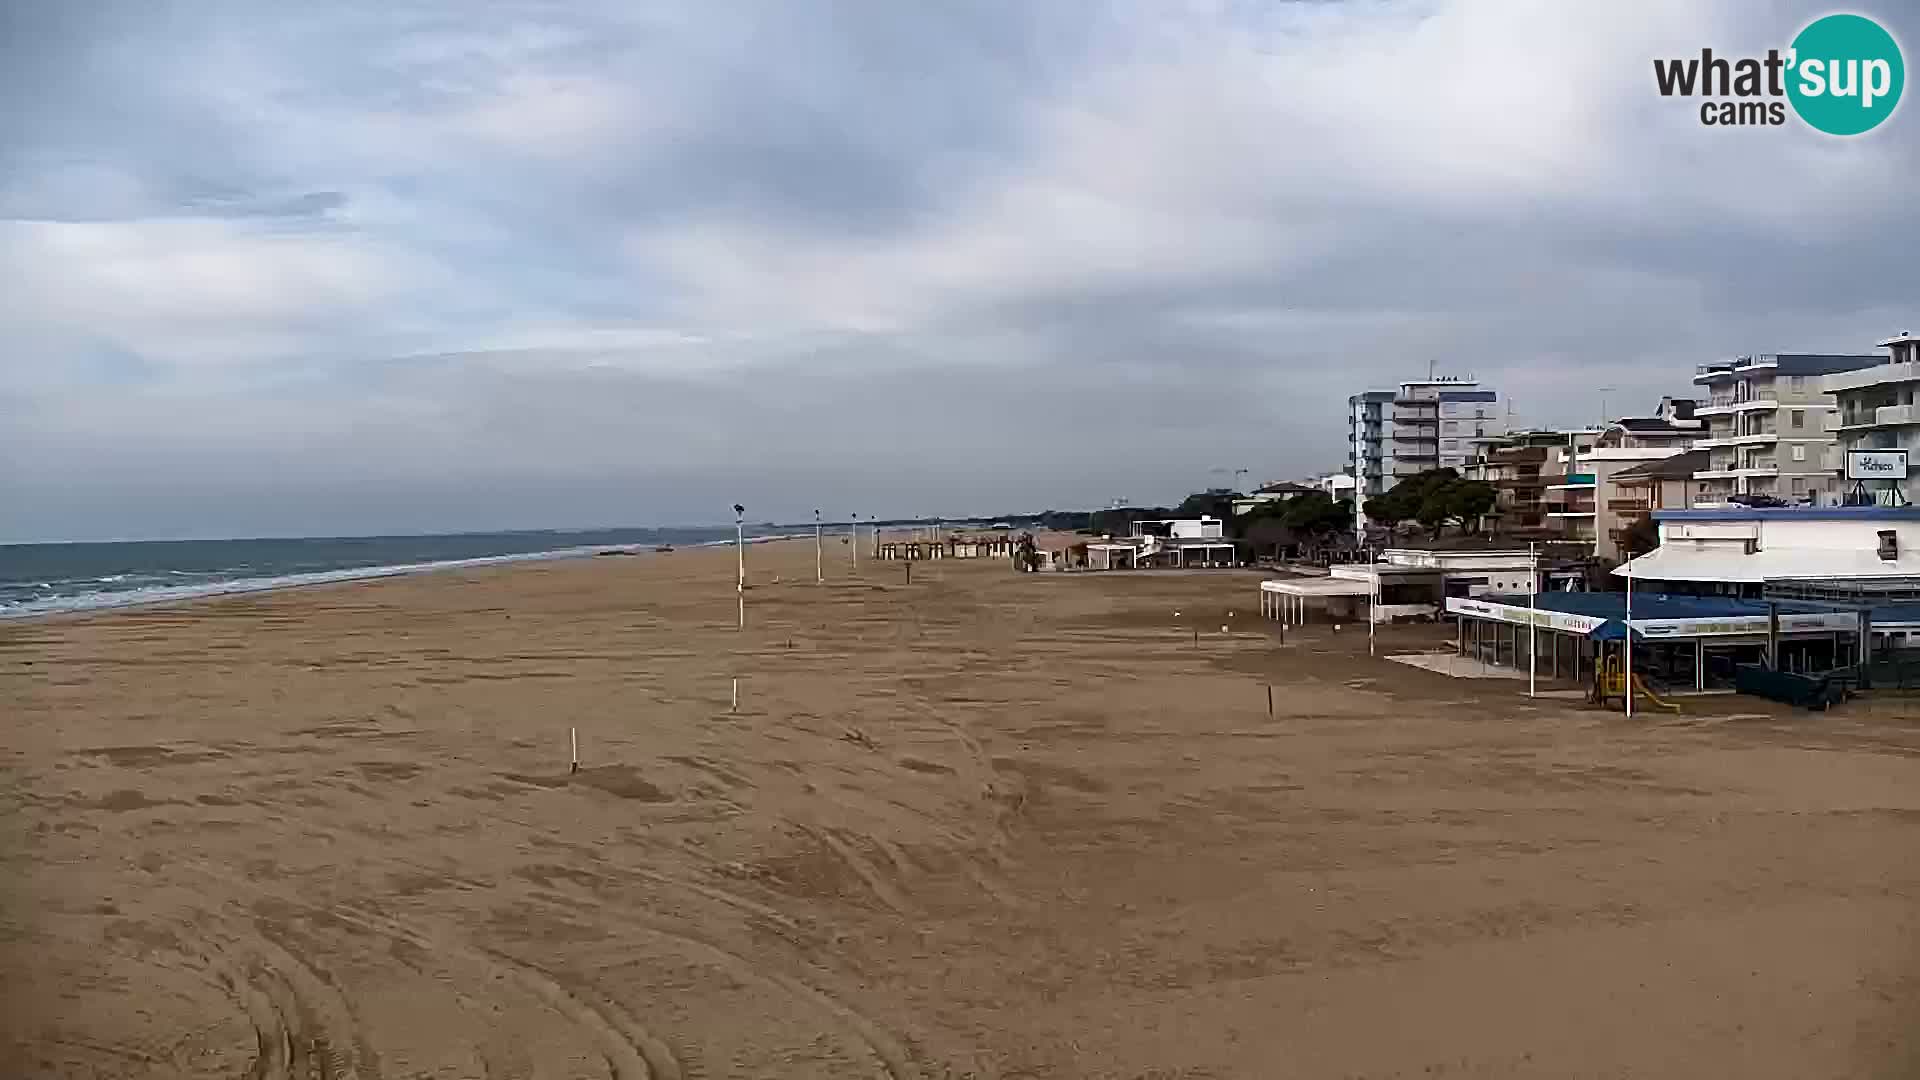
left=1825, top=331, right=1920, bottom=506
left=1691, top=353, right=1884, bottom=507
left=1348, top=378, right=1501, bottom=533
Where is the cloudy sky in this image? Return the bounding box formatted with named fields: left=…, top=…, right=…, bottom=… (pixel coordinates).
left=3, top=1, right=1916, bottom=541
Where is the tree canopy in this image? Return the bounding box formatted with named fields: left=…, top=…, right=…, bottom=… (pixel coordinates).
left=1363, top=468, right=1496, bottom=537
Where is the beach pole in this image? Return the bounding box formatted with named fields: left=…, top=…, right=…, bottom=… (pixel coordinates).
left=733, top=503, right=746, bottom=631
left=1367, top=545, right=1376, bottom=658
left=1627, top=559, right=1640, bottom=713
left=1267, top=683, right=1274, bottom=718
left=815, top=509, right=824, bottom=584
left=851, top=513, right=859, bottom=573
left=1527, top=541, right=1537, bottom=699
left=731, top=677, right=739, bottom=714
left=570, top=727, right=579, bottom=774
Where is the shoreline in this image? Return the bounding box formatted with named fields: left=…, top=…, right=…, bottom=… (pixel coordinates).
left=0, top=532, right=815, bottom=624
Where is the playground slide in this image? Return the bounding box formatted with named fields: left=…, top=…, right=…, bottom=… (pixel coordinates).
left=1630, top=674, right=1682, bottom=713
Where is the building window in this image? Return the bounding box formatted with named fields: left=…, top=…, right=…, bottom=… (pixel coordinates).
left=1791, top=375, right=1805, bottom=392
left=1792, top=445, right=1806, bottom=462
left=1791, top=410, right=1805, bottom=429
left=1443, top=440, right=1459, bottom=450
left=1791, top=476, right=1807, bottom=493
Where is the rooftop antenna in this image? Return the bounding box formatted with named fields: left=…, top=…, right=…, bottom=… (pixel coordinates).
left=1597, top=386, right=1617, bottom=426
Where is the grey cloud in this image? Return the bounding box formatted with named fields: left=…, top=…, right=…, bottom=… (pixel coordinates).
left=3, top=0, right=1918, bottom=541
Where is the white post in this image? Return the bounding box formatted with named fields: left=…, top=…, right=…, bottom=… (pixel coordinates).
left=1528, top=541, right=1537, bottom=698
left=569, top=726, right=579, bottom=774
left=734, top=504, right=746, bottom=631
left=850, top=513, right=859, bottom=572
left=815, top=509, right=824, bottom=584
left=1367, top=545, right=1376, bottom=657
left=731, top=677, right=739, bottom=713
left=1624, top=556, right=1634, bottom=718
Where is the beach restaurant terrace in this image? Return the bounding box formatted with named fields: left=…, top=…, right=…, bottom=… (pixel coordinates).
left=1444, top=591, right=1863, bottom=690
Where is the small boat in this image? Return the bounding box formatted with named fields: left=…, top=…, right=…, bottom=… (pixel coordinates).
left=654, top=544, right=675, bottom=553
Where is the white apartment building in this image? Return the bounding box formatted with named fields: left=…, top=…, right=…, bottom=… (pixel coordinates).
left=1348, top=378, right=1502, bottom=533
left=1826, top=331, right=1920, bottom=506
left=1691, top=352, right=1884, bottom=506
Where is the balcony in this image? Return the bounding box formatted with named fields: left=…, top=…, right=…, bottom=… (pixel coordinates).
left=1544, top=473, right=1596, bottom=489
left=1876, top=404, right=1920, bottom=426
left=1390, top=412, right=1440, bottom=425
left=1692, top=431, right=1778, bottom=449
left=1608, top=498, right=1652, bottom=512
left=1694, top=462, right=1781, bottom=480
left=1697, top=393, right=1781, bottom=413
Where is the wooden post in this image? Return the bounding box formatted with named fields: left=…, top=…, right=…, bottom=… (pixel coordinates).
left=569, top=727, right=579, bottom=775
left=1266, top=684, right=1274, bottom=718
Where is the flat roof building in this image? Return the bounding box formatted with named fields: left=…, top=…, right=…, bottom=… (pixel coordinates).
left=1691, top=352, right=1882, bottom=508
left=1824, top=332, right=1920, bottom=507
left=1349, top=378, right=1503, bottom=535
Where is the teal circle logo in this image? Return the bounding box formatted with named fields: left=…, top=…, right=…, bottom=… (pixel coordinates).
left=1787, top=14, right=1904, bottom=135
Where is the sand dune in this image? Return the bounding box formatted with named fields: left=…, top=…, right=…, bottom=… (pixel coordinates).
left=5, top=539, right=1920, bottom=1077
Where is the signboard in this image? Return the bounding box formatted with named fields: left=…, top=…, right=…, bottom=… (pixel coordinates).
left=1846, top=448, right=1909, bottom=481
left=1443, top=597, right=1859, bottom=639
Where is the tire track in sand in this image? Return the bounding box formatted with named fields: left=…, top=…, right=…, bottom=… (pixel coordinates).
left=322, top=904, right=683, bottom=1080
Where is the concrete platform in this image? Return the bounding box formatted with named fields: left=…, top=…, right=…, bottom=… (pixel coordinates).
left=1388, top=652, right=1526, bottom=679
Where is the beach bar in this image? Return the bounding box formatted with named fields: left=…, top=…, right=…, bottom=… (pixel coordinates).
left=1444, top=592, right=1863, bottom=689
left=1260, top=548, right=1568, bottom=625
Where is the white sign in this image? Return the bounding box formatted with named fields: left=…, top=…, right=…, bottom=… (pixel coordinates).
left=1847, top=449, right=1909, bottom=480
left=1442, top=597, right=1859, bottom=639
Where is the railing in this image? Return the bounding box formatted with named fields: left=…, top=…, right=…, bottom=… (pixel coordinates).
left=1608, top=499, right=1651, bottom=512
left=1876, top=404, right=1920, bottom=426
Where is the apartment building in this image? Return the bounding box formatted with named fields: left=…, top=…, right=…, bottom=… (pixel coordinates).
left=1825, top=331, right=1920, bottom=506
left=1545, top=398, right=1701, bottom=557
left=1691, top=352, right=1884, bottom=506
left=1464, top=429, right=1598, bottom=538
left=1348, top=378, right=1501, bottom=533
left=1605, top=449, right=1709, bottom=556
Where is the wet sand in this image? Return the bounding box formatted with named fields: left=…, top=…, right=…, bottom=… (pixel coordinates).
left=5, top=539, right=1920, bottom=1078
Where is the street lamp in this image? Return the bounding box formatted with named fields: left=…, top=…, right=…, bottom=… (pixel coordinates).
left=733, top=503, right=745, bottom=631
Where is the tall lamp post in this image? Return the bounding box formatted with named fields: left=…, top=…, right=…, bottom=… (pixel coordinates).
left=733, top=503, right=746, bottom=631
left=1367, top=544, right=1376, bottom=658
left=814, top=509, right=824, bottom=584
left=1527, top=541, right=1537, bottom=698
left=1624, top=555, right=1634, bottom=718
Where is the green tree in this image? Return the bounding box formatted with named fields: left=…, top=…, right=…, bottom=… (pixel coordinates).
left=1365, top=468, right=1493, bottom=538
left=1280, top=492, right=1352, bottom=537
left=1619, top=512, right=1658, bottom=557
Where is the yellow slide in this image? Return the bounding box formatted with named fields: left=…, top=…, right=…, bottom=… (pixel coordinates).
left=1630, top=673, right=1682, bottom=713
left=1593, top=655, right=1682, bottom=713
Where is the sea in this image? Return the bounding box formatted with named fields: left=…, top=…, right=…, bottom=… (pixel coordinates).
left=0, top=527, right=777, bottom=620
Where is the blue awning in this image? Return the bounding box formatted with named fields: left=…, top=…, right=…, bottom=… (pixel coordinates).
left=1586, top=619, right=1647, bottom=641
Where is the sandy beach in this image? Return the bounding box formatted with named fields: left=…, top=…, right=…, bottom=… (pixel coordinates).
left=5, top=538, right=1920, bottom=1078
